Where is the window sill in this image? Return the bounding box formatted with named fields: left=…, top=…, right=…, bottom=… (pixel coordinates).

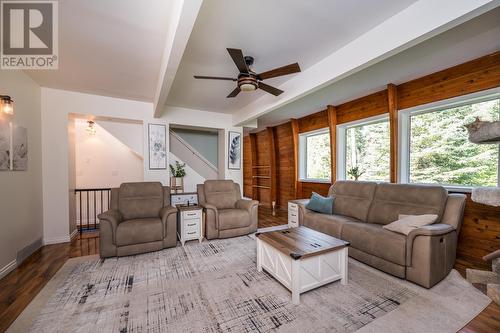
left=299, top=179, right=332, bottom=184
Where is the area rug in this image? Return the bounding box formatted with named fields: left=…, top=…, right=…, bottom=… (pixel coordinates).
left=9, top=235, right=490, bottom=333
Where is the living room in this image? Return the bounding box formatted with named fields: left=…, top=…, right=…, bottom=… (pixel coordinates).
left=0, top=0, right=499, bottom=332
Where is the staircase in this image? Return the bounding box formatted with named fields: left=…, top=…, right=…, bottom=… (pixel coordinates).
left=169, top=130, right=218, bottom=180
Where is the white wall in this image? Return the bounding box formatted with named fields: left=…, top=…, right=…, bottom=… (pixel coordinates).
left=75, top=119, right=143, bottom=188
left=169, top=152, right=205, bottom=192
left=0, top=71, right=43, bottom=276
left=41, top=90, right=243, bottom=244
left=41, top=88, right=164, bottom=244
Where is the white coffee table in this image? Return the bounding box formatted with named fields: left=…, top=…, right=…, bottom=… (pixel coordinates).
left=256, top=226, right=349, bottom=304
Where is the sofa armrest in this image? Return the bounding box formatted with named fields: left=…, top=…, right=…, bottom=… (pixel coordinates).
left=441, top=193, right=466, bottom=233
left=293, top=199, right=310, bottom=225
left=406, top=223, right=455, bottom=265
left=160, top=206, right=177, bottom=239
left=98, top=209, right=122, bottom=244
left=235, top=199, right=259, bottom=212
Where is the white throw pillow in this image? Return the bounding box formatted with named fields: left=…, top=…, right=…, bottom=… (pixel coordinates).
left=383, top=214, right=438, bottom=235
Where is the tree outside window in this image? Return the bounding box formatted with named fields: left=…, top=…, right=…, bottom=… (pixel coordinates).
left=345, top=120, right=390, bottom=182
left=410, top=99, right=499, bottom=187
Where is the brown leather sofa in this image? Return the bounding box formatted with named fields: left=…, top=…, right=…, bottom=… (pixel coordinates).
left=295, top=181, right=466, bottom=288
left=197, top=180, right=259, bottom=239
left=98, top=182, right=178, bottom=258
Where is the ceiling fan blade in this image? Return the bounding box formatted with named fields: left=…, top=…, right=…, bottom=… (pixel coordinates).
left=227, top=48, right=249, bottom=73
left=258, top=82, right=283, bottom=96
left=257, top=63, right=301, bottom=80
left=194, top=75, right=237, bottom=81
left=227, top=87, right=241, bottom=98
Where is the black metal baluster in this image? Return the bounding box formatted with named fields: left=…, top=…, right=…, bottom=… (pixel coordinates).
left=79, top=191, right=82, bottom=234
left=94, top=190, right=96, bottom=230
left=86, top=191, right=89, bottom=232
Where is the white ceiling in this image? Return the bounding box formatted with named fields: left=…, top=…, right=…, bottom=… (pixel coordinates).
left=26, top=0, right=174, bottom=102
left=254, top=7, right=500, bottom=131
left=166, top=0, right=418, bottom=113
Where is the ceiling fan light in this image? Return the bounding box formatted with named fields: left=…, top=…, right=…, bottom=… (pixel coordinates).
left=240, top=83, right=257, bottom=92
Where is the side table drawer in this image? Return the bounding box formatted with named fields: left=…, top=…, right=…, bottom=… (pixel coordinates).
left=182, top=210, right=201, bottom=220
left=184, top=227, right=200, bottom=240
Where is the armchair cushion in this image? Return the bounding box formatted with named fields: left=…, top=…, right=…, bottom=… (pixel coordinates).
left=116, top=218, right=163, bottom=246
left=118, top=182, right=164, bottom=220
left=204, top=180, right=239, bottom=209
left=218, top=209, right=250, bottom=230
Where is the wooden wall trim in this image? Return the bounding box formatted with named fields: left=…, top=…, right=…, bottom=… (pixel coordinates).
left=267, top=127, right=278, bottom=206
left=327, top=105, right=337, bottom=183
left=249, top=133, right=257, bottom=199
left=388, top=83, right=398, bottom=183
left=397, top=51, right=500, bottom=110
left=291, top=118, right=300, bottom=199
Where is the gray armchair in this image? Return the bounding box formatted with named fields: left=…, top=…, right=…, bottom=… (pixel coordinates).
left=98, top=182, right=177, bottom=258
left=197, top=180, right=259, bottom=239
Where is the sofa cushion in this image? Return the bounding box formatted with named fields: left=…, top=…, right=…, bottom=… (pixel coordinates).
left=328, top=181, right=377, bottom=221
left=341, top=222, right=406, bottom=266
left=116, top=218, right=163, bottom=246
left=303, top=212, right=361, bottom=238
left=204, top=180, right=239, bottom=209
left=306, top=192, right=334, bottom=214
left=118, top=182, right=163, bottom=220
left=367, top=183, right=447, bottom=225
left=218, top=209, right=250, bottom=230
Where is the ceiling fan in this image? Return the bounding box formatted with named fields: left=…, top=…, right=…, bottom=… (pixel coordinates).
left=193, top=48, right=301, bottom=98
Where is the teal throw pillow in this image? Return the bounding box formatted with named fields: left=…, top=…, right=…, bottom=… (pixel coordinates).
left=306, top=192, right=334, bottom=214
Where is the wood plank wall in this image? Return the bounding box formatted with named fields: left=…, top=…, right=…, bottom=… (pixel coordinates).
left=243, top=51, right=500, bottom=271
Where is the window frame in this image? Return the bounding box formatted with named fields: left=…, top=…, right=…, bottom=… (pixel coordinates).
left=398, top=87, right=500, bottom=191
left=336, top=114, right=390, bottom=181
left=298, top=127, right=331, bottom=183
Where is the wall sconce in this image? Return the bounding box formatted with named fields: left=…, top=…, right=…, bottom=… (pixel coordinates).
left=0, top=95, right=14, bottom=115
left=86, top=120, right=96, bottom=135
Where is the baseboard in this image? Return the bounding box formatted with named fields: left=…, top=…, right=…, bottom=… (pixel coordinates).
left=17, top=238, right=43, bottom=266
left=0, top=259, right=17, bottom=279
left=70, top=229, right=78, bottom=240
left=43, top=235, right=71, bottom=245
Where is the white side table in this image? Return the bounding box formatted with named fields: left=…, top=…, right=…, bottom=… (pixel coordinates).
left=177, top=205, right=203, bottom=246
left=288, top=201, right=299, bottom=228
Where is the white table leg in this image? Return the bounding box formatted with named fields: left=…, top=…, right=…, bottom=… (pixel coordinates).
left=256, top=238, right=262, bottom=272
left=341, top=248, right=348, bottom=285
left=291, top=259, right=300, bottom=304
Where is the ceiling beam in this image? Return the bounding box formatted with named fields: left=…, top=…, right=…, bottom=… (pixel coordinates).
left=153, top=0, right=203, bottom=118
left=232, top=0, right=499, bottom=126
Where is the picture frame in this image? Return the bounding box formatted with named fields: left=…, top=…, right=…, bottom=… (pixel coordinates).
left=228, top=131, right=241, bottom=170
left=148, top=123, right=167, bottom=170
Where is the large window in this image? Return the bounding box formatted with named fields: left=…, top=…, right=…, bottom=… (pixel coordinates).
left=342, top=118, right=390, bottom=182
left=407, top=97, right=499, bottom=187
left=299, top=129, right=331, bottom=181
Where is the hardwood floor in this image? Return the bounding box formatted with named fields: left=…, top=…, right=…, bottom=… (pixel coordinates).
left=0, top=212, right=498, bottom=332
left=0, top=232, right=99, bottom=333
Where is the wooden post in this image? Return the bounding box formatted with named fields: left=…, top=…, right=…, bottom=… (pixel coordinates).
left=267, top=127, right=278, bottom=208
left=327, top=105, right=337, bottom=184
left=388, top=83, right=398, bottom=183
left=249, top=133, right=257, bottom=199
left=291, top=119, right=301, bottom=199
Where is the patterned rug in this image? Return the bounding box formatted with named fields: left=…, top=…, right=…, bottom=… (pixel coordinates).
left=10, top=235, right=490, bottom=333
